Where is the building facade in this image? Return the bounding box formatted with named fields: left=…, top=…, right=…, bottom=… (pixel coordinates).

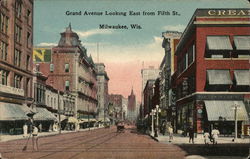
left=37, top=24, right=98, bottom=121
left=160, top=32, right=181, bottom=127
left=143, top=80, right=156, bottom=118
left=95, top=63, right=109, bottom=122
left=174, top=9, right=250, bottom=136
left=0, top=0, right=34, bottom=134
left=128, top=88, right=137, bottom=122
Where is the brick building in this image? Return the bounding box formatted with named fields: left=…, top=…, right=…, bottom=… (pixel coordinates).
left=38, top=24, right=98, bottom=121
left=0, top=0, right=34, bottom=134
left=174, top=9, right=250, bottom=136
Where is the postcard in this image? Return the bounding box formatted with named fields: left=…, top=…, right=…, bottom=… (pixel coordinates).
left=0, top=0, right=249, bottom=158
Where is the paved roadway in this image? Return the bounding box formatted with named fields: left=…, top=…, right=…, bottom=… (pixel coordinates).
left=0, top=126, right=186, bottom=159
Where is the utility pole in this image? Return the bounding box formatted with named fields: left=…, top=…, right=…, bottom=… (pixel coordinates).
left=233, top=104, right=240, bottom=141
left=58, top=90, right=61, bottom=134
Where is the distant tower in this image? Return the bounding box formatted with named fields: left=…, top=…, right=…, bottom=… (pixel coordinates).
left=128, top=87, right=136, bottom=122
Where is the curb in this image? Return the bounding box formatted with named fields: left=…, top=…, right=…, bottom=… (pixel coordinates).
left=148, top=134, right=159, bottom=142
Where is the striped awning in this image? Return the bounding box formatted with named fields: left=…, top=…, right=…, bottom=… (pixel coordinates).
left=234, top=70, right=250, bottom=86
left=204, top=100, right=248, bottom=121
left=234, top=36, right=250, bottom=50
left=207, top=70, right=232, bottom=85
left=207, top=36, right=233, bottom=50
left=0, top=102, right=30, bottom=121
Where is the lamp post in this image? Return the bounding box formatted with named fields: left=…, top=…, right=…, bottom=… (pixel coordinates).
left=155, top=105, right=161, bottom=137
left=150, top=109, right=155, bottom=136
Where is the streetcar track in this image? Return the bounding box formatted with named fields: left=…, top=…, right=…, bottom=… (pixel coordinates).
left=34, top=130, right=117, bottom=159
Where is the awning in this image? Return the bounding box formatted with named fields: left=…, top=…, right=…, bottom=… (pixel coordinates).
left=0, top=102, right=30, bottom=121
left=207, top=70, right=232, bottom=85
left=204, top=100, right=248, bottom=121
left=234, top=36, right=250, bottom=50
left=33, top=107, right=57, bottom=121
left=234, top=70, right=250, bottom=86
left=207, top=36, right=233, bottom=50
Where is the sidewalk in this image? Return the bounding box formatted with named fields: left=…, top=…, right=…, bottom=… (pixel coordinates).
left=0, top=126, right=104, bottom=142
left=149, top=132, right=250, bottom=144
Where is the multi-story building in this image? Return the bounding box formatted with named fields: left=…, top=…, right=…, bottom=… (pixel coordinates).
left=38, top=24, right=98, bottom=121
left=160, top=31, right=181, bottom=130
left=127, top=88, right=137, bottom=122
left=122, top=97, right=128, bottom=120
left=174, top=9, right=250, bottom=136
left=0, top=0, right=34, bottom=134
left=95, top=63, right=109, bottom=122
left=143, top=80, right=155, bottom=118
left=108, top=94, right=123, bottom=122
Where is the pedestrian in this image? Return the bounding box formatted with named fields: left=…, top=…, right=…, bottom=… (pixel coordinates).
left=168, top=125, right=173, bottom=142
left=211, top=127, right=220, bottom=144
left=204, top=131, right=210, bottom=145
left=38, top=123, right=42, bottom=132
left=23, top=123, right=28, bottom=138
left=188, top=127, right=194, bottom=144
left=32, top=125, right=39, bottom=151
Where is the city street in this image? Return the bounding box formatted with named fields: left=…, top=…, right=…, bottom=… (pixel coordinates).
left=0, top=126, right=186, bottom=159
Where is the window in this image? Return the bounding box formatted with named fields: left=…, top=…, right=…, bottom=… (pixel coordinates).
left=185, top=53, right=188, bottom=70
left=65, top=63, right=69, bottom=72
left=26, top=78, right=30, bottom=96
left=15, top=25, right=22, bottom=43
left=14, top=49, right=21, bottom=67
left=65, top=80, right=70, bottom=91
left=205, top=36, right=232, bottom=58
left=27, top=32, right=31, bottom=48
left=14, top=74, right=22, bottom=88
left=0, top=13, right=8, bottom=34
left=50, top=64, right=54, bottom=72
left=15, top=1, right=22, bottom=18
left=26, top=55, right=30, bottom=70
left=0, top=41, right=8, bottom=60
left=188, top=44, right=195, bottom=65
left=27, top=10, right=31, bottom=25
left=1, top=69, right=9, bottom=85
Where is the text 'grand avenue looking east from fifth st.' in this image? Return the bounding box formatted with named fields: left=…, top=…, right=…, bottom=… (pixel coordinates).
left=65, top=10, right=181, bottom=16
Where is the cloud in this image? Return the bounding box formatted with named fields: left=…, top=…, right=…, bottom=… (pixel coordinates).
left=76, top=29, right=113, bottom=38
left=36, top=42, right=57, bottom=47
left=162, top=24, right=185, bottom=32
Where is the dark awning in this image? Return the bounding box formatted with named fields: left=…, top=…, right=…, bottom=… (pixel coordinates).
left=207, top=36, right=233, bottom=50
left=0, top=102, right=30, bottom=121
left=234, top=36, right=250, bottom=50
left=204, top=100, right=248, bottom=121
left=33, top=107, right=57, bottom=121
left=234, top=70, right=250, bottom=86
left=207, top=70, right=232, bottom=85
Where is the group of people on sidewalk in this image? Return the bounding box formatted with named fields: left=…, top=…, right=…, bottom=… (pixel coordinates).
left=161, top=123, right=220, bottom=145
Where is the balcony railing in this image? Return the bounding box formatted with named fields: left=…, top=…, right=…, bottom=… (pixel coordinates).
left=0, top=84, right=24, bottom=96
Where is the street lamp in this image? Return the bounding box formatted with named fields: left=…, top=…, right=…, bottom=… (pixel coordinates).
left=155, top=105, right=161, bottom=137
left=150, top=109, right=156, bottom=136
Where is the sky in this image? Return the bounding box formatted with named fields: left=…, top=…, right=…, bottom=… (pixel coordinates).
left=34, top=0, right=249, bottom=102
